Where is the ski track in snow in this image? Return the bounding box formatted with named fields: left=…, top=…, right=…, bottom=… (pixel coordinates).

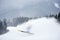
left=0, top=17, right=60, bottom=40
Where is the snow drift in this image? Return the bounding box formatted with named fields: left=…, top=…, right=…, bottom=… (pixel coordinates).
left=0, top=17, right=60, bottom=40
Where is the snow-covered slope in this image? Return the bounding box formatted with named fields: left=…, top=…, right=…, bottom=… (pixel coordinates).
left=0, top=17, right=60, bottom=40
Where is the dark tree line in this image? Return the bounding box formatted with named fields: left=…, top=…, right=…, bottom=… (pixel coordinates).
left=7, top=16, right=39, bottom=26
left=0, top=19, right=7, bottom=34
left=45, top=12, right=60, bottom=21
left=12, top=17, right=32, bottom=26
left=55, top=12, right=60, bottom=22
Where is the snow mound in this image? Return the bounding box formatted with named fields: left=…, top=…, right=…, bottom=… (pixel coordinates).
left=0, top=17, right=60, bottom=40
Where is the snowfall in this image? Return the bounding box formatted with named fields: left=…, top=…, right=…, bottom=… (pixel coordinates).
left=0, top=17, right=60, bottom=40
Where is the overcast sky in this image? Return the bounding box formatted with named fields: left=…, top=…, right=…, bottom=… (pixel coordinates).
left=0, top=0, right=60, bottom=19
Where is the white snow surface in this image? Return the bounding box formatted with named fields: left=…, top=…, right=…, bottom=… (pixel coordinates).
left=0, top=17, right=60, bottom=40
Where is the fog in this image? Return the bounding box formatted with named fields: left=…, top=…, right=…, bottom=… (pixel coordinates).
left=0, top=0, right=60, bottom=19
